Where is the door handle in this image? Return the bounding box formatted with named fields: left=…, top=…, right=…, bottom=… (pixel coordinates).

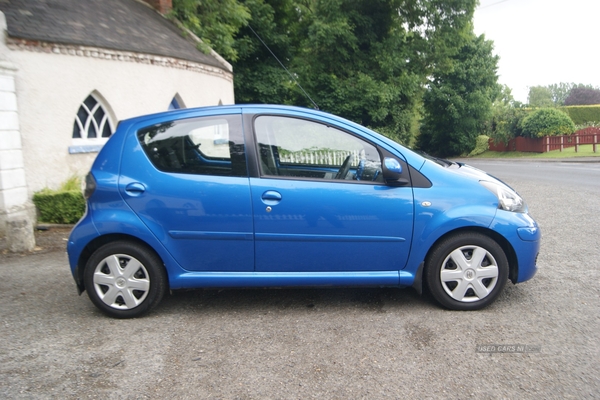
left=261, top=190, right=282, bottom=205
left=125, top=182, right=146, bottom=196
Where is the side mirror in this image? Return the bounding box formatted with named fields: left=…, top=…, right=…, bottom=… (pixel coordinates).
left=383, top=157, right=409, bottom=186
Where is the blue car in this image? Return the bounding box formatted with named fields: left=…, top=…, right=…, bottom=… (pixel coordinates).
left=67, top=105, right=540, bottom=318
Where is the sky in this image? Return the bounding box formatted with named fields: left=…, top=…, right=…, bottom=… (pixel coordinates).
left=473, top=0, right=600, bottom=103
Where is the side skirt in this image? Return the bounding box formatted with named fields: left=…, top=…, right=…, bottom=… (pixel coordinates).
left=169, top=270, right=416, bottom=289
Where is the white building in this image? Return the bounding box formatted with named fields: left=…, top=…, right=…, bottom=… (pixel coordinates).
left=0, top=0, right=234, bottom=251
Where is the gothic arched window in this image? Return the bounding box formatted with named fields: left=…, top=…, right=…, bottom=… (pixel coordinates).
left=70, top=93, right=114, bottom=153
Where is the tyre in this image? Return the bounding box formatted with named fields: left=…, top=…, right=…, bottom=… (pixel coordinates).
left=83, top=241, right=167, bottom=318
left=425, top=232, right=509, bottom=311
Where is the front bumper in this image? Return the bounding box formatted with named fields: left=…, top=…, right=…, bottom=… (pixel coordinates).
left=490, top=211, right=541, bottom=283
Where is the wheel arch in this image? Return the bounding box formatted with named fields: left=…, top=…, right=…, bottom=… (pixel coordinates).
left=423, top=227, right=519, bottom=285
left=74, top=233, right=169, bottom=293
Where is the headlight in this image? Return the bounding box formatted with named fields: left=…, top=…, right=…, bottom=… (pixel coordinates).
left=480, top=180, right=527, bottom=213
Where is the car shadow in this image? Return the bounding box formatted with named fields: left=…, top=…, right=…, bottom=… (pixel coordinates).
left=158, top=286, right=432, bottom=316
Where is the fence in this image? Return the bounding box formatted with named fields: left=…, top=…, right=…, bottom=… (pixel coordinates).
left=279, top=149, right=359, bottom=165
left=488, top=127, right=600, bottom=153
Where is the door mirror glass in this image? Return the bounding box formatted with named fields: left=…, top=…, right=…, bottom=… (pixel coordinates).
left=384, top=157, right=402, bottom=174
left=383, top=157, right=409, bottom=186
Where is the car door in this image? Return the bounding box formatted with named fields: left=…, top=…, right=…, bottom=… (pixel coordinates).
left=249, top=114, right=414, bottom=272
left=118, top=113, right=254, bottom=272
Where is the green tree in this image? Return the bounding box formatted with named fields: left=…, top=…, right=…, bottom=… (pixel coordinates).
left=520, top=108, right=575, bottom=138
left=527, top=86, right=553, bottom=108
left=174, top=0, right=479, bottom=145
left=396, top=0, right=479, bottom=75
left=417, top=34, right=500, bottom=157
left=526, top=83, right=598, bottom=106
left=547, top=82, right=577, bottom=106
left=172, top=0, right=251, bottom=61
left=484, top=85, right=526, bottom=144
left=290, top=0, right=477, bottom=144
left=292, top=0, right=420, bottom=143
left=232, top=0, right=309, bottom=105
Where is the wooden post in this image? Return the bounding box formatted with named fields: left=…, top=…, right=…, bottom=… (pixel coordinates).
left=575, top=135, right=579, bottom=153
left=560, top=136, right=563, bottom=152
left=546, top=136, right=550, bottom=153
left=594, top=134, right=597, bottom=153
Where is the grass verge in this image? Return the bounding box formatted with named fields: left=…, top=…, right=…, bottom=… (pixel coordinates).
left=470, top=144, right=600, bottom=159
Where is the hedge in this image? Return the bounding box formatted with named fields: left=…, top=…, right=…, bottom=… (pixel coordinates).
left=32, top=190, right=85, bottom=224
left=560, top=105, right=600, bottom=125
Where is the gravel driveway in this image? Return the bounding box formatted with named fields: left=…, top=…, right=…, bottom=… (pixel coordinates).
left=1, top=166, right=599, bottom=398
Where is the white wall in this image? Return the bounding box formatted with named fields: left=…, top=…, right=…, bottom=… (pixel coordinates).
left=6, top=45, right=235, bottom=193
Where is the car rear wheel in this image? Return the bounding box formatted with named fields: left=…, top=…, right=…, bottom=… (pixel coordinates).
left=83, top=241, right=167, bottom=318
left=425, top=232, right=509, bottom=310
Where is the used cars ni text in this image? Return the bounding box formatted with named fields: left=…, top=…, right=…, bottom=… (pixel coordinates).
left=67, top=105, right=540, bottom=318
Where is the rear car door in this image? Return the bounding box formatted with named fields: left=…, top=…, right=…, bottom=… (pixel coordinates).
left=118, top=112, right=254, bottom=271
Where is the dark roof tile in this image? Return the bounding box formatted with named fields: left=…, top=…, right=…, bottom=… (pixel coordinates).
left=0, top=0, right=227, bottom=70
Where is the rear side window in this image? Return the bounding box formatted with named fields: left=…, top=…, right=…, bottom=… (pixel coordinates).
left=137, top=115, right=247, bottom=177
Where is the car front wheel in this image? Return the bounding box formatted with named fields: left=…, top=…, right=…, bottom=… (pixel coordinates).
left=83, top=241, right=167, bottom=318
left=425, top=232, right=509, bottom=310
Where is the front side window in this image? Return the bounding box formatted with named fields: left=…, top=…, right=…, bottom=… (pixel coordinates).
left=137, top=115, right=246, bottom=177
left=254, top=116, right=382, bottom=182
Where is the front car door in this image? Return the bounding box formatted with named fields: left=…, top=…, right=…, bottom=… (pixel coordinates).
left=248, top=114, right=414, bottom=272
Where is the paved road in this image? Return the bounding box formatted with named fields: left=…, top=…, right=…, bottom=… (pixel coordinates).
left=458, top=158, right=600, bottom=194
left=1, top=160, right=599, bottom=398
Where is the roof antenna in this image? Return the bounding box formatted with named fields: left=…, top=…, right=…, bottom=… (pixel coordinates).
left=247, top=25, right=319, bottom=110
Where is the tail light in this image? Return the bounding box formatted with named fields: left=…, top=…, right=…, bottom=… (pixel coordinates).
left=83, top=172, right=96, bottom=199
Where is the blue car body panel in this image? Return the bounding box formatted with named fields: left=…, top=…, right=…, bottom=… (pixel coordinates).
left=250, top=177, right=414, bottom=272
left=67, top=104, right=539, bottom=295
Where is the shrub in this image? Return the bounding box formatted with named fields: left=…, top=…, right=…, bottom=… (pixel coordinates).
left=468, top=135, right=489, bottom=156
left=484, top=106, right=528, bottom=144
left=32, top=179, right=85, bottom=224
left=59, top=176, right=82, bottom=192
left=520, top=108, right=575, bottom=138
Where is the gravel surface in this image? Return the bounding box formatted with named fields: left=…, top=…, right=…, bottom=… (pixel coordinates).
left=1, top=164, right=599, bottom=399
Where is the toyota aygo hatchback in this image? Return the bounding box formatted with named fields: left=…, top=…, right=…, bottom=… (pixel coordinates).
left=67, top=105, right=540, bottom=318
